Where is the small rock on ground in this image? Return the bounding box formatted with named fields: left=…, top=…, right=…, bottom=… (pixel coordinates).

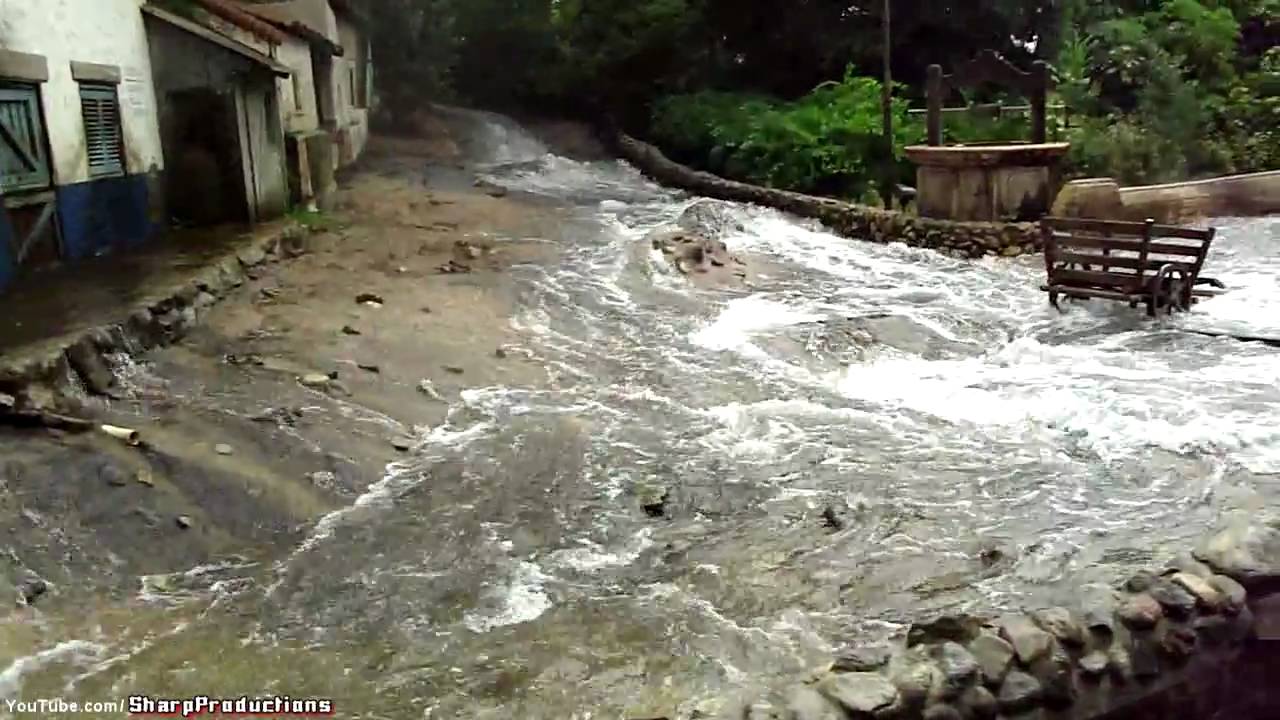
left=215, top=444, right=234, bottom=456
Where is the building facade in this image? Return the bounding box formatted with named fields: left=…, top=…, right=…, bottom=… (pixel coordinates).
left=0, top=0, right=369, bottom=294
left=0, top=0, right=165, bottom=289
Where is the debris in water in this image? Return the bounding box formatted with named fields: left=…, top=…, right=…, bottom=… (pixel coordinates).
left=176, top=515, right=193, bottom=530
left=444, top=365, right=465, bottom=375
left=341, top=325, right=362, bottom=336
left=101, top=424, right=141, bottom=446
left=639, top=484, right=670, bottom=519
left=391, top=437, right=414, bottom=452
left=215, top=444, right=234, bottom=456
left=355, top=292, right=385, bottom=305
left=821, top=505, right=847, bottom=531
left=417, top=379, right=443, bottom=400
left=136, top=469, right=155, bottom=487
left=438, top=260, right=471, bottom=274
left=19, top=576, right=48, bottom=605
left=300, top=373, right=331, bottom=389
left=494, top=347, right=508, bottom=359
left=358, top=363, right=381, bottom=374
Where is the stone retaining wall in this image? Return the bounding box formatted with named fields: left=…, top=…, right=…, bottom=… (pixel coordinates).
left=0, top=223, right=306, bottom=411
left=726, top=516, right=1280, bottom=720
left=1054, top=172, right=1280, bottom=225
left=614, top=134, right=1041, bottom=259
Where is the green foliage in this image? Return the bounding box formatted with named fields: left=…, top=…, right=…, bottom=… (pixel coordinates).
left=651, top=74, right=919, bottom=198
left=363, top=0, right=1279, bottom=188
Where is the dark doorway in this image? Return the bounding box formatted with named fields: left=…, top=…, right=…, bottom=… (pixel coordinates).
left=311, top=48, right=336, bottom=129
left=162, top=88, right=248, bottom=226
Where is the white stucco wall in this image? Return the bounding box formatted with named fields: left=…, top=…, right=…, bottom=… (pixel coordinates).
left=0, top=0, right=163, bottom=184
left=334, top=16, right=367, bottom=161
left=276, top=37, right=318, bottom=134
left=198, top=16, right=318, bottom=136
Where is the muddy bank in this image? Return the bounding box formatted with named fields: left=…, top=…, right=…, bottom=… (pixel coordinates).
left=0, top=127, right=563, bottom=618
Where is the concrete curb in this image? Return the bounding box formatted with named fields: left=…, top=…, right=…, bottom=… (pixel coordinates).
left=0, top=222, right=308, bottom=412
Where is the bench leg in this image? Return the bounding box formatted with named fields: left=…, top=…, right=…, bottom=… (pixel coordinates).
left=1048, top=290, right=1063, bottom=313
left=1145, top=296, right=1157, bottom=317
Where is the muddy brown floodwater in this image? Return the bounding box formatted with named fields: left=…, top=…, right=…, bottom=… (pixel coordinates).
left=0, top=107, right=1278, bottom=720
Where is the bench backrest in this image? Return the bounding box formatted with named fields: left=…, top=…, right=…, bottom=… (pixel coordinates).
left=1041, top=217, right=1216, bottom=292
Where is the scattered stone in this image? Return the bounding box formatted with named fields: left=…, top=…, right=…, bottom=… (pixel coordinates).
left=977, top=546, right=1004, bottom=568
left=1192, top=614, right=1233, bottom=647
left=996, top=671, right=1042, bottom=714
left=1125, top=571, right=1159, bottom=593
left=1129, top=637, right=1161, bottom=680
left=784, top=686, right=842, bottom=720
left=355, top=292, right=385, bottom=305
left=341, top=325, right=362, bottom=336
left=300, top=373, right=332, bottom=389
left=996, top=615, right=1054, bottom=665
left=438, top=260, right=472, bottom=274
left=1207, top=574, right=1246, bottom=615
left=100, top=463, right=130, bottom=487
left=1194, top=516, right=1280, bottom=589
left=1030, top=643, right=1076, bottom=709
left=66, top=339, right=116, bottom=396
left=1078, top=651, right=1110, bottom=678
left=136, top=470, right=155, bottom=487
left=417, top=379, right=443, bottom=400
left=817, top=673, right=899, bottom=716
left=443, top=365, right=465, bottom=375
left=832, top=645, right=891, bottom=674
left=931, top=642, right=979, bottom=697
left=1164, top=554, right=1213, bottom=579
left=1157, top=624, right=1197, bottom=662
left=0, top=392, right=13, bottom=411
left=133, top=507, right=161, bottom=526
left=821, top=505, right=846, bottom=531
left=176, top=515, right=193, bottom=530
left=967, top=631, right=1014, bottom=686
left=1170, top=572, right=1224, bottom=612
left=887, top=654, right=942, bottom=712
left=259, top=287, right=281, bottom=300
left=494, top=347, right=508, bottom=359
left=1107, top=645, right=1132, bottom=683
left=1032, top=607, right=1085, bottom=647
left=391, top=437, right=414, bottom=452
left=639, top=484, right=669, bottom=519
left=485, top=186, right=508, bottom=198
left=1080, top=593, right=1119, bottom=638
left=1147, top=578, right=1197, bottom=619
left=18, top=576, right=48, bottom=605
left=357, top=363, right=381, bottom=374
left=922, top=704, right=962, bottom=720
left=907, top=614, right=983, bottom=647
left=215, top=444, right=234, bottom=456
left=1117, top=594, right=1163, bottom=630
left=960, top=686, right=997, bottom=720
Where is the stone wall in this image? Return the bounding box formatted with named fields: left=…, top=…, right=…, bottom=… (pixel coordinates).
left=725, top=516, right=1280, bottom=720
left=614, top=134, right=1041, bottom=259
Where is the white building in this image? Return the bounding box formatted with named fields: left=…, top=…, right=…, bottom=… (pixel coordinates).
left=0, top=0, right=371, bottom=292
left=0, top=0, right=166, bottom=285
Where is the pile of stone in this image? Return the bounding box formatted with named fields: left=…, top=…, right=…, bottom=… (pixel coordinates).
left=733, top=515, right=1279, bottom=720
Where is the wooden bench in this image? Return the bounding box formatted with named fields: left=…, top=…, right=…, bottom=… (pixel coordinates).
left=1041, top=217, right=1224, bottom=316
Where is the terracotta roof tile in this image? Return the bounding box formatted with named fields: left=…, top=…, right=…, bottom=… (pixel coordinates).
left=193, top=0, right=290, bottom=45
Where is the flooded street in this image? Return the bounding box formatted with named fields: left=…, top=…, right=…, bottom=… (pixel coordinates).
left=4, top=111, right=1280, bottom=719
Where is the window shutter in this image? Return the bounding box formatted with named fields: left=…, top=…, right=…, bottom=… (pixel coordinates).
left=0, top=83, right=52, bottom=193
left=79, top=83, right=124, bottom=178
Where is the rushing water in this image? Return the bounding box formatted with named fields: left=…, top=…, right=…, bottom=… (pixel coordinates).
left=9, top=111, right=1280, bottom=719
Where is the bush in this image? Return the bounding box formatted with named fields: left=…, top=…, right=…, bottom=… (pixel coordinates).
left=650, top=73, right=921, bottom=198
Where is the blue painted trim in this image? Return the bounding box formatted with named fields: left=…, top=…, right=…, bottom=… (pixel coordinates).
left=56, top=174, right=154, bottom=262
left=0, top=192, right=14, bottom=294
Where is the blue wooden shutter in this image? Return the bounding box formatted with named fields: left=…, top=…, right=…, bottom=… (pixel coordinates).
left=0, top=83, right=52, bottom=193
left=79, top=83, right=124, bottom=178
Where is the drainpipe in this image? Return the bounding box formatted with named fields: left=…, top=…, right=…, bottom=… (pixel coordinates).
left=881, top=0, right=893, bottom=210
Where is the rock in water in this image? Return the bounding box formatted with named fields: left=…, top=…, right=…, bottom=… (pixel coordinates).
left=176, top=515, right=193, bottom=529
left=816, top=673, right=899, bottom=716
left=1194, top=516, right=1280, bottom=589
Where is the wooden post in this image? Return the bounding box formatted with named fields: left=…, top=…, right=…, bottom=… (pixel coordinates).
left=926, top=64, right=943, bottom=146
left=881, top=0, right=894, bottom=209
left=1030, top=60, right=1049, bottom=144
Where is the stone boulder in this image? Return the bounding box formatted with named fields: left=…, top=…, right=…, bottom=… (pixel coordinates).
left=647, top=227, right=745, bottom=279
left=1194, top=515, right=1280, bottom=592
